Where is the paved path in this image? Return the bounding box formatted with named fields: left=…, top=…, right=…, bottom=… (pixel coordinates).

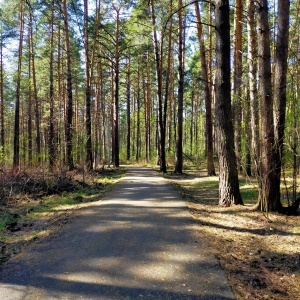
left=0, top=167, right=235, bottom=299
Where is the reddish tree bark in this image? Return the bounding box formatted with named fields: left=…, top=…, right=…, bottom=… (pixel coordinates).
left=194, top=2, right=215, bottom=176
left=215, top=0, right=243, bottom=206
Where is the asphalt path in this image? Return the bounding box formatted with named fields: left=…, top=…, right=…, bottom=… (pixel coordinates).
left=0, top=166, right=235, bottom=300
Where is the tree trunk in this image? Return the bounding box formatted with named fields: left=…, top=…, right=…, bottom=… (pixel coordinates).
left=57, top=20, right=63, bottom=166
left=93, top=76, right=100, bottom=168
left=29, top=10, right=41, bottom=164
left=215, top=0, right=243, bottom=206
left=143, top=68, right=149, bottom=162
left=84, top=0, right=93, bottom=170
left=13, top=0, right=25, bottom=168
left=257, top=0, right=281, bottom=211
left=194, top=2, right=215, bottom=176
left=245, top=88, right=252, bottom=176
left=175, top=0, right=184, bottom=174
left=190, top=90, right=194, bottom=155
left=113, top=7, right=120, bottom=168
left=163, top=0, right=173, bottom=156
left=247, top=0, right=260, bottom=177
left=274, top=0, right=290, bottom=211
left=136, top=61, right=140, bottom=161
left=27, top=22, right=33, bottom=164
left=91, top=0, right=101, bottom=168
left=150, top=0, right=166, bottom=173
left=126, top=58, right=131, bottom=161
left=63, top=0, right=74, bottom=170
left=110, top=68, right=114, bottom=168
left=146, top=52, right=152, bottom=162
left=233, top=0, right=243, bottom=172
left=49, top=0, right=55, bottom=170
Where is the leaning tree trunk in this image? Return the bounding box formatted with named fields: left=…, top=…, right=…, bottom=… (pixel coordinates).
left=257, top=0, right=281, bottom=212
left=214, top=0, right=243, bottom=206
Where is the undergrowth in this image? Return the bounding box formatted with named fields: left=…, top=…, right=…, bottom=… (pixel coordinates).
left=0, top=166, right=126, bottom=264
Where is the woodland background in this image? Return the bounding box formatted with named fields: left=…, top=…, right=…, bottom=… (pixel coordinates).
left=0, top=0, right=299, bottom=213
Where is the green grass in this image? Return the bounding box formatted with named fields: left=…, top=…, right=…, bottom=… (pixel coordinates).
left=240, top=188, right=259, bottom=203
left=0, top=211, right=22, bottom=231
left=194, top=178, right=219, bottom=190
left=293, top=227, right=300, bottom=234
left=97, top=167, right=127, bottom=181
left=177, top=173, right=260, bottom=204
left=239, top=178, right=259, bottom=204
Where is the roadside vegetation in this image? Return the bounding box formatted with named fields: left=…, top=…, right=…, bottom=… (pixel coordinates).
left=1, top=163, right=299, bottom=300
left=166, top=166, right=300, bottom=300
left=0, top=166, right=126, bottom=265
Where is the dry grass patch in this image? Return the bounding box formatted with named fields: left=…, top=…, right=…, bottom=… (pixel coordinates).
left=0, top=167, right=126, bottom=265
left=167, top=169, right=300, bottom=300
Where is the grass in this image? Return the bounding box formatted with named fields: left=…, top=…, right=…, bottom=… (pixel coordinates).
left=0, top=211, right=21, bottom=231
left=193, top=177, right=219, bottom=189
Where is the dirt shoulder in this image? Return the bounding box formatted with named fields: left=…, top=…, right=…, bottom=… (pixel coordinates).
left=166, top=170, right=300, bottom=300
left=1, top=166, right=299, bottom=299
left=0, top=167, right=126, bottom=266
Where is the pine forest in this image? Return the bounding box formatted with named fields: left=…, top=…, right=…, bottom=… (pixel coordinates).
left=0, top=0, right=299, bottom=214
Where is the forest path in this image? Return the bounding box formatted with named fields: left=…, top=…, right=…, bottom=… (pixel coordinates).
left=0, top=166, right=235, bottom=300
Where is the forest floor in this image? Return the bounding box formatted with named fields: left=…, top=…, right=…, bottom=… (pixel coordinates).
left=0, top=165, right=299, bottom=300
left=165, top=167, right=300, bottom=300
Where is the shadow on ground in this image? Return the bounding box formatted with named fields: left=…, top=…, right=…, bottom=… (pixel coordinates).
left=0, top=167, right=235, bottom=300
